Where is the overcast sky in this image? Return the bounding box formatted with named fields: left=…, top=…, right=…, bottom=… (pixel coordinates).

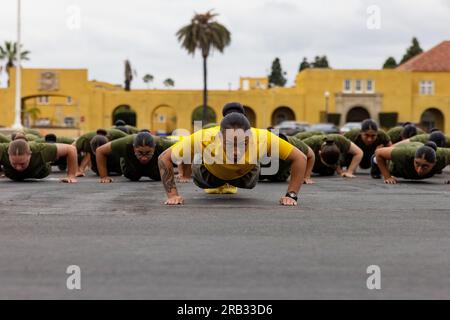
left=1, top=0, right=450, bottom=89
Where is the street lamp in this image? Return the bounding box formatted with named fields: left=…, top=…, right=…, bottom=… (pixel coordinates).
left=12, top=0, right=22, bottom=129
left=324, top=91, right=330, bottom=123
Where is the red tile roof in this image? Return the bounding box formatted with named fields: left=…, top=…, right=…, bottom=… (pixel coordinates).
left=396, top=41, right=450, bottom=72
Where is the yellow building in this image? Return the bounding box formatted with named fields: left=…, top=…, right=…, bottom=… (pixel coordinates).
left=1, top=41, right=450, bottom=137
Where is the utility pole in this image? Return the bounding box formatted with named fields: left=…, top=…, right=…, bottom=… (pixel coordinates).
left=324, top=91, right=330, bottom=123
left=12, top=0, right=22, bottom=129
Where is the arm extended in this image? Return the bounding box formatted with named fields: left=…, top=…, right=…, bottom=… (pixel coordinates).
left=158, top=148, right=184, bottom=205
left=56, top=143, right=78, bottom=183
left=375, top=146, right=397, bottom=184
left=280, top=147, right=306, bottom=206
left=95, top=142, right=114, bottom=183
left=303, top=147, right=315, bottom=184
left=343, top=142, right=363, bottom=177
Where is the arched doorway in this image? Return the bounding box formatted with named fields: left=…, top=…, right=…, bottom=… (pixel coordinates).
left=152, top=105, right=177, bottom=136
left=271, top=106, right=295, bottom=126
left=21, top=94, right=78, bottom=128
left=112, top=105, right=137, bottom=126
left=243, top=106, right=256, bottom=127
left=420, top=108, right=444, bottom=132
left=192, top=105, right=217, bottom=127
left=346, top=106, right=370, bottom=123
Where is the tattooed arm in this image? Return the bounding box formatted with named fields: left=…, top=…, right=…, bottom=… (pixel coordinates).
left=158, top=148, right=184, bottom=205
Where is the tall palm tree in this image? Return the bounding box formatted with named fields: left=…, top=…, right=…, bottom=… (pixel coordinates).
left=124, top=59, right=134, bottom=91
left=0, top=41, right=30, bottom=71
left=176, top=10, right=231, bottom=123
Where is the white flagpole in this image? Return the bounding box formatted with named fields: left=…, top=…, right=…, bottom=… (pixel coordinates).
left=12, top=0, right=22, bottom=129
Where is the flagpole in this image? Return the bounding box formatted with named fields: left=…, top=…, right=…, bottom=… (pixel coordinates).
left=12, top=0, right=22, bottom=129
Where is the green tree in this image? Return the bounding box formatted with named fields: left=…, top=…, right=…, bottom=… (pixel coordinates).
left=382, top=57, right=397, bottom=69
left=143, top=74, right=154, bottom=88
left=298, top=57, right=310, bottom=72
left=163, top=78, right=175, bottom=88
left=400, top=37, right=423, bottom=64
left=268, top=57, right=287, bottom=87
left=124, top=59, right=136, bottom=91
left=176, top=10, right=231, bottom=124
left=312, top=55, right=330, bottom=68
left=25, top=106, right=41, bottom=126
left=0, top=41, right=31, bottom=70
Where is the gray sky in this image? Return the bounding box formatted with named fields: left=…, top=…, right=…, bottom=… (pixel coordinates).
left=1, top=0, right=450, bottom=89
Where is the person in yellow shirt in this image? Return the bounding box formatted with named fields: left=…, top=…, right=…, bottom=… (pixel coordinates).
left=158, top=113, right=307, bottom=206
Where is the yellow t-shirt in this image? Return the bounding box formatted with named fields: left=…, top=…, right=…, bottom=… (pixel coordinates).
left=171, top=126, right=294, bottom=180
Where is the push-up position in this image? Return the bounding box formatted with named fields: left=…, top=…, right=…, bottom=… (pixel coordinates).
left=374, top=141, right=450, bottom=184
left=301, top=134, right=363, bottom=178
left=0, top=133, right=78, bottom=182
left=343, top=119, right=391, bottom=177
left=95, top=131, right=175, bottom=182
left=158, top=113, right=307, bottom=206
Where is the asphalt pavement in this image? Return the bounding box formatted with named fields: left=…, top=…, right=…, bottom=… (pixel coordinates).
left=0, top=169, right=449, bottom=299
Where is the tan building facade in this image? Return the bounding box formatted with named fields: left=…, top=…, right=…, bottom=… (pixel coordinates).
left=1, top=41, right=450, bottom=137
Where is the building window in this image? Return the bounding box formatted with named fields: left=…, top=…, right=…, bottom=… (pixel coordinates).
left=343, top=79, right=352, bottom=93
left=37, top=96, right=49, bottom=105
left=419, top=80, right=434, bottom=95
left=366, top=79, right=374, bottom=93
left=158, top=115, right=166, bottom=123
left=242, top=80, right=250, bottom=91
left=64, top=117, right=75, bottom=127
left=66, top=96, right=73, bottom=105
left=355, top=79, right=362, bottom=93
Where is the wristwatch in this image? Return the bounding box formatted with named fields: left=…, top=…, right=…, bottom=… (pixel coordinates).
left=285, top=191, right=298, bottom=201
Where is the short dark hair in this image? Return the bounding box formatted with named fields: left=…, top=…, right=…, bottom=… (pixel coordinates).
left=96, top=129, right=108, bottom=136
left=44, top=133, right=57, bottom=143
left=415, top=141, right=437, bottom=163
left=115, top=119, right=126, bottom=126
left=222, top=102, right=245, bottom=117
left=361, top=119, right=378, bottom=132
left=133, top=132, right=155, bottom=148
left=220, top=113, right=251, bottom=134
left=400, top=124, right=417, bottom=140
left=429, top=131, right=445, bottom=147
left=320, top=138, right=340, bottom=166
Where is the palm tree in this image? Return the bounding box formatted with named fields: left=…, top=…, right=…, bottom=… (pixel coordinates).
left=0, top=41, right=30, bottom=70
left=143, top=74, right=154, bottom=88
left=176, top=10, right=231, bottom=123
left=25, top=106, right=41, bottom=126
left=124, top=59, right=133, bottom=91
left=0, top=41, right=30, bottom=85
left=163, top=78, right=175, bottom=88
